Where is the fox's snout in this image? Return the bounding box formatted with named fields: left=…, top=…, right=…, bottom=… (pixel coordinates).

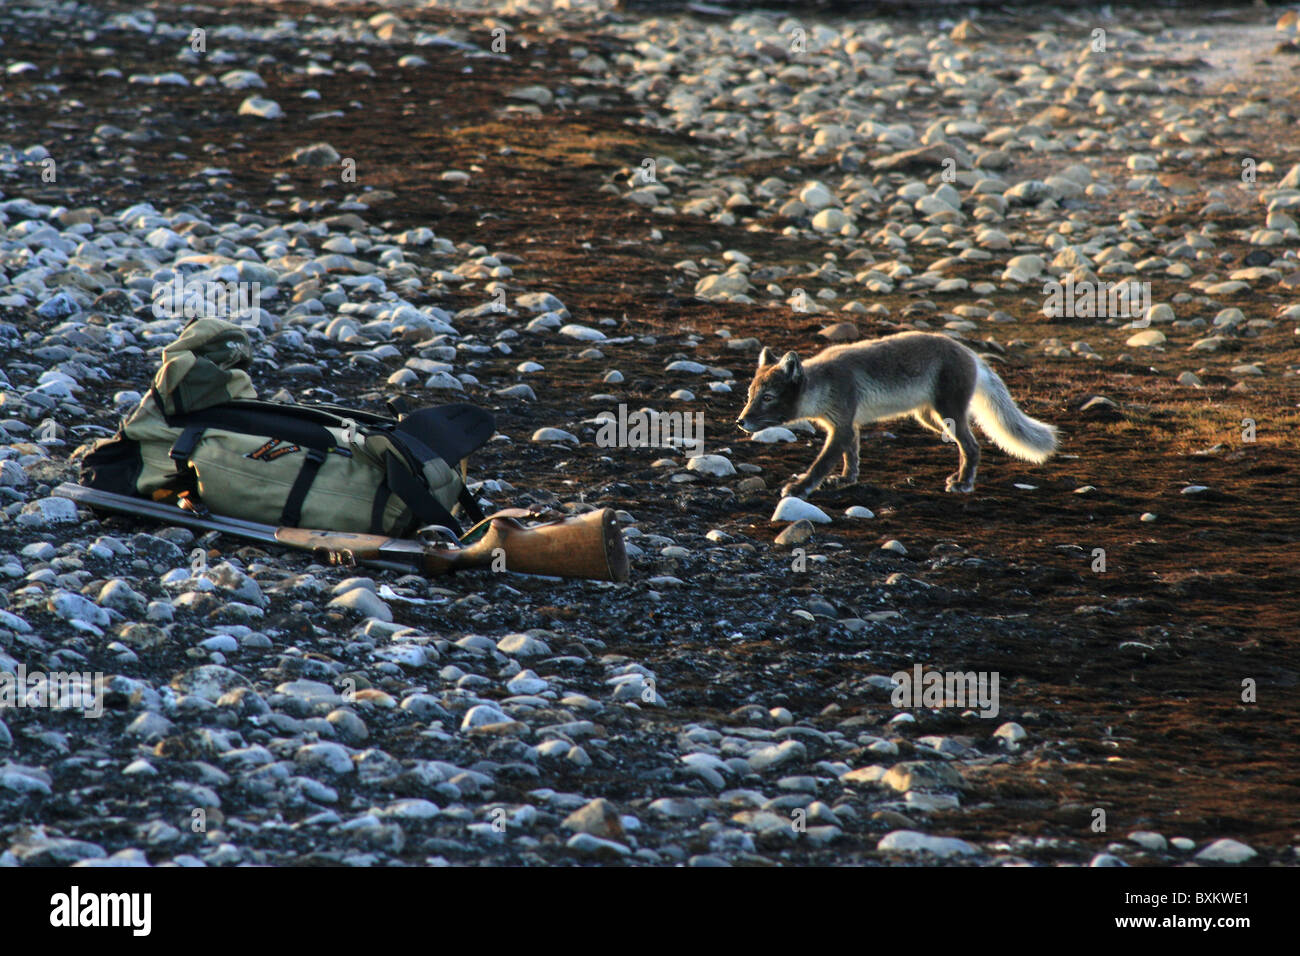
left=737, top=394, right=785, bottom=433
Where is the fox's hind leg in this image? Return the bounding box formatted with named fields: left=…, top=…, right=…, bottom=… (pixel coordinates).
left=942, top=416, right=979, bottom=493
left=934, top=403, right=979, bottom=493
left=934, top=352, right=981, bottom=493
left=828, top=425, right=860, bottom=486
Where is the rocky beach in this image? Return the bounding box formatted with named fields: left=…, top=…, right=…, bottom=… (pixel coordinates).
left=0, top=0, right=1297, bottom=869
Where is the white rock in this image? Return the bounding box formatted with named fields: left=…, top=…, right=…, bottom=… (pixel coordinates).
left=686, top=455, right=735, bottom=478
left=812, top=208, right=849, bottom=232
left=515, top=292, right=566, bottom=314
left=1128, top=831, right=1167, bottom=852
left=749, top=427, right=798, bottom=443
left=461, top=704, right=510, bottom=730
left=238, top=96, right=283, bottom=120
left=993, top=721, right=1027, bottom=743
left=799, top=182, right=835, bottom=211
left=1004, top=254, right=1045, bottom=278
left=771, top=498, right=831, bottom=524
left=497, top=633, right=550, bottom=657
left=559, top=324, right=606, bottom=342
left=1127, top=329, right=1166, bottom=347
left=376, top=799, right=440, bottom=821
left=219, top=70, right=265, bottom=90
left=326, top=588, right=392, bottom=622
left=19, top=496, right=79, bottom=527
left=506, top=670, right=548, bottom=695
left=48, top=590, right=110, bottom=628
left=508, top=85, right=553, bottom=106
left=877, top=830, right=977, bottom=858
left=1194, top=839, right=1256, bottom=864
left=295, top=742, right=354, bottom=775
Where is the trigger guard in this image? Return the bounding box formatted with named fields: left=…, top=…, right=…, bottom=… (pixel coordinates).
left=416, top=524, right=462, bottom=548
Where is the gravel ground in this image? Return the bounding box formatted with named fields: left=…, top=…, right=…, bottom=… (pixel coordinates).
left=0, top=0, right=1297, bottom=868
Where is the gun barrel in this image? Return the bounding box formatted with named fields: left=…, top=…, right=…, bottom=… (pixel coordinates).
left=53, top=482, right=282, bottom=546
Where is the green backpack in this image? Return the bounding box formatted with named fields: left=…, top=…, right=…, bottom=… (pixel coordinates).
left=78, top=318, right=493, bottom=536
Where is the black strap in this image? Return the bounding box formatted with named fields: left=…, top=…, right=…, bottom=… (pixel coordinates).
left=167, top=384, right=185, bottom=417
left=169, top=426, right=205, bottom=471
left=166, top=403, right=336, bottom=449
left=384, top=451, right=461, bottom=531
left=458, top=484, right=485, bottom=524
left=371, top=460, right=481, bottom=534
left=370, top=479, right=391, bottom=535
left=281, top=447, right=327, bottom=527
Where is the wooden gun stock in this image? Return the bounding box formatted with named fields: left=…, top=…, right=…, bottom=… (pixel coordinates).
left=452, top=508, right=629, bottom=581
left=275, top=508, right=629, bottom=582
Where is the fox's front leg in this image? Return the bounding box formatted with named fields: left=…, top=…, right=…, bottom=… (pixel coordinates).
left=782, top=426, right=848, bottom=498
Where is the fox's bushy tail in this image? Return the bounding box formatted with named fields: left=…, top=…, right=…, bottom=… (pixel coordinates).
left=970, top=363, right=1057, bottom=463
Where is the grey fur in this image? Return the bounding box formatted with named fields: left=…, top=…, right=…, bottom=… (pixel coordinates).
left=736, top=331, right=1058, bottom=496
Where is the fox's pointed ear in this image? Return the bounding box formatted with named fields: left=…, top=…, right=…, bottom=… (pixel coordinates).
left=778, top=351, right=802, bottom=382
left=758, top=346, right=775, bottom=369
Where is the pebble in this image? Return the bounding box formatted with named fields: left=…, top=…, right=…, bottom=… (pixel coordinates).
left=563, top=798, right=624, bottom=840
left=686, top=455, right=735, bottom=478
left=238, top=96, right=284, bottom=120
left=497, top=633, right=550, bottom=657
left=17, top=496, right=79, bottom=527
left=326, top=588, right=393, bottom=622
left=1126, top=330, right=1166, bottom=348
left=1194, top=838, right=1257, bottom=864
left=748, top=427, right=798, bottom=443
left=771, top=498, right=831, bottom=524
left=993, top=722, right=1027, bottom=744
left=774, top=519, right=813, bottom=548
left=1127, top=831, right=1167, bottom=852
left=877, top=830, right=977, bottom=859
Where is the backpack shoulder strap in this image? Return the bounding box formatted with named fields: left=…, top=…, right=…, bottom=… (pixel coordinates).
left=392, top=404, right=495, bottom=468
left=380, top=451, right=462, bottom=533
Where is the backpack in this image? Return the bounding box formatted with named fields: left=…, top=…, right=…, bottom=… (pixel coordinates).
left=77, top=318, right=493, bottom=537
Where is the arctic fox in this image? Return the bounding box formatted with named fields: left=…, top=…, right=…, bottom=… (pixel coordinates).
left=736, top=331, right=1057, bottom=497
